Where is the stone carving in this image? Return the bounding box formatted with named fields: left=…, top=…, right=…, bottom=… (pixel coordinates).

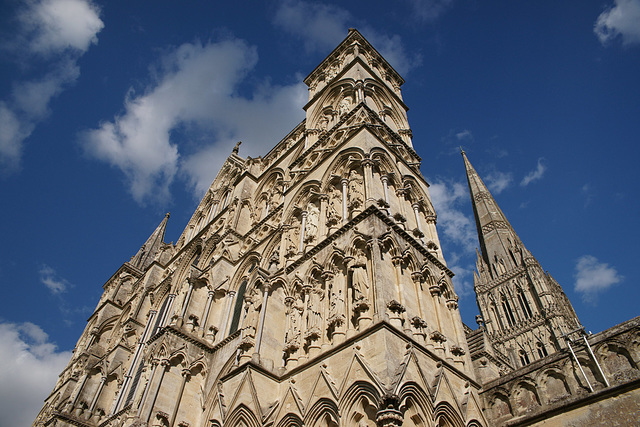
left=348, top=170, right=365, bottom=213
left=351, top=250, right=370, bottom=311
left=284, top=217, right=301, bottom=257
left=326, top=186, right=342, bottom=226
left=242, top=288, right=262, bottom=339
left=305, top=203, right=320, bottom=243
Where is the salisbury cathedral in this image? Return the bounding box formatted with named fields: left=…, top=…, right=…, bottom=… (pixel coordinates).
left=33, top=30, right=640, bottom=427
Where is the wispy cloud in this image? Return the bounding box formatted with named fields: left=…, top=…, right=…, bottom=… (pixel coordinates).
left=0, top=322, right=72, bottom=426
left=574, top=255, right=623, bottom=302
left=595, top=0, right=640, bottom=46
left=39, top=264, right=70, bottom=294
left=272, top=0, right=421, bottom=75
left=581, top=183, right=595, bottom=207
left=520, top=157, right=546, bottom=186
left=429, top=180, right=476, bottom=253
left=0, top=0, right=103, bottom=174
left=81, top=38, right=307, bottom=204
left=485, top=170, right=512, bottom=194
left=405, top=0, right=455, bottom=23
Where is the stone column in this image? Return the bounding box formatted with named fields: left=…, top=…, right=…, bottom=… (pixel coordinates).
left=178, top=282, right=195, bottom=327
left=66, top=373, right=89, bottom=411
left=362, top=158, right=375, bottom=207
left=144, top=360, right=169, bottom=423
left=412, top=203, right=425, bottom=244
left=88, top=375, right=107, bottom=413
left=376, top=395, right=403, bottom=427
left=169, top=369, right=190, bottom=427
left=113, top=310, right=157, bottom=412
left=341, top=178, right=349, bottom=223
left=319, top=194, right=328, bottom=239
left=137, top=361, right=158, bottom=416
left=223, top=291, right=235, bottom=335
left=254, top=283, right=271, bottom=356
left=160, top=294, right=176, bottom=328
left=299, top=286, right=311, bottom=363
left=200, top=291, right=215, bottom=336
left=299, top=210, right=307, bottom=253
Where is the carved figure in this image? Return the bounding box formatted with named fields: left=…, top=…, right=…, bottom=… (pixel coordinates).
left=284, top=217, right=301, bottom=257
left=348, top=170, right=364, bottom=211
left=351, top=251, right=369, bottom=303
left=307, top=281, right=324, bottom=330
left=305, top=203, right=320, bottom=242
left=285, top=298, right=304, bottom=345
left=326, top=186, right=342, bottom=225
left=242, top=288, right=262, bottom=338
left=339, top=97, right=352, bottom=116
left=329, top=287, right=346, bottom=326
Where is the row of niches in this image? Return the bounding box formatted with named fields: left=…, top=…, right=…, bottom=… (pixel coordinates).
left=306, top=81, right=409, bottom=142
left=160, top=232, right=464, bottom=374
left=185, top=170, right=441, bottom=272
left=484, top=337, right=640, bottom=421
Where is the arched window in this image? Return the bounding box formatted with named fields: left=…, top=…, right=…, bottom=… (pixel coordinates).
left=519, top=350, right=530, bottom=366
left=517, top=289, right=533, bottom=319
left=501, top=296, right=516, bottom=327
left=229, top=280, right=247, bottom=334
left=537, top=342, right=548, bottom=358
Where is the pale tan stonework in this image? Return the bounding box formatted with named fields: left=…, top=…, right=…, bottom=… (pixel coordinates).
left=33, top=30, right=639, bottom=427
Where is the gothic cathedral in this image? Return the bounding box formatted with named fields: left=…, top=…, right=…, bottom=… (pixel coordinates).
left=33, top=29, right=640, bottom=427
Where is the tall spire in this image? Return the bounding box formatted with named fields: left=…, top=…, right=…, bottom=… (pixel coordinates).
left=462, top=151, right=521, bottom=273
left=463, top=152, right=579, bottom=367
left=130, top=213, right=170, bottom=271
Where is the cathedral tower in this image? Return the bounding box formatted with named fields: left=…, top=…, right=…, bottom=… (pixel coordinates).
left=34, top=30, right=487, bottom=427
left=462, top=151, right=580, bottom=368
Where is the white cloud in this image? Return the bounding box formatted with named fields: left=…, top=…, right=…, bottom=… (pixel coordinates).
left=485, top=170, right=512, bottom=194
left=0, top=0, right=103, bottom=172
left=455, top=129, right=473, bottom=141
left=595, top=0, right=640, bottom=46
left=39, top=264, right=70, bottom=294
left=0, top=322, right=72, bottom=427
left=428, top=180, right=476, bottom=253
left=574, top=255, right=623, bottom=302
left=272, top=0, right=420, bottom=75
left=82, top=38, right=307, bottom=204
left=406, top=0, right=455, bottom=23
left=18, top=0, right=104, bottom=55
left=520, top=157, right=546, bottom=186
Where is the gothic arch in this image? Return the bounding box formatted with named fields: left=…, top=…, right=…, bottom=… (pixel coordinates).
left=339, top=380, right=382, bottom=421
left=398, top=381, right=434, bottom=424
left=304, top=398, right=340, bottom=427
left=224, top=404, right=261, bottom=427
left=321, top=148, right=366, bottom=188
left=308, top=80, right=357, bottom=130
left=433, top=402, right=465, bottom=427
left=362, top=79, right=408, bottom=131
left=275, top=412, right=304, bottom=427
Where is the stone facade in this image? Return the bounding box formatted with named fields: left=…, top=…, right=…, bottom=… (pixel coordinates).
left=33, top=29, right=639, bottom=427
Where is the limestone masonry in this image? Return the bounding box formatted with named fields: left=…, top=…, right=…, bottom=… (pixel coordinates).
left=34, top=29, right=640, bottom=427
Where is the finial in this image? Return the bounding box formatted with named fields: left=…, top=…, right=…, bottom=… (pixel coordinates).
left=460, top=146, right=465, bottom=155
left=165, top=212, right=170, bottom=219
left=232, top=141, right=242, bottom=154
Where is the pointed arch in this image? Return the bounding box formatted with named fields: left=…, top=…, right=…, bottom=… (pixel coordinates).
left=433, top=401, right=465, bottom=427
left=224, top=404, right=261, bottom=427
left=305, top=398, right=340, bottom=427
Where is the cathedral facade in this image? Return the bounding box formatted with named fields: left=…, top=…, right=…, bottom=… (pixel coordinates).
left=34, top=30, right=640, bottom=427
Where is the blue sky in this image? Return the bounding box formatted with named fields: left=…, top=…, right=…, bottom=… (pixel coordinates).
left=1, top=0, right=639, bottom=424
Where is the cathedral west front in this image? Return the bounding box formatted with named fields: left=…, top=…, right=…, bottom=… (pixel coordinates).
left=33, top=29, right=640, bottom=427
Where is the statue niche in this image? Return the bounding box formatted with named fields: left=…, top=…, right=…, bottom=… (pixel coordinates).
left=348, top=169, right=365, bottom=217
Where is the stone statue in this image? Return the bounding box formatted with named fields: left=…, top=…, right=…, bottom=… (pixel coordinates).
left=351, top=251, right=369, bottom=304
left=305, top=203, right=320, bottom=242
left=326, top=186, right=342, bottom=225
left=307, top=281, right=324, bottom=330
left=348, top=170, right=364, bottom=211
left=242, top=288, right=262, bottom=338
